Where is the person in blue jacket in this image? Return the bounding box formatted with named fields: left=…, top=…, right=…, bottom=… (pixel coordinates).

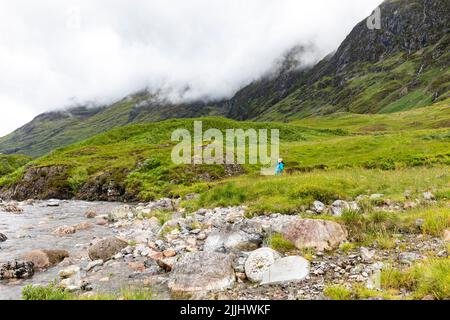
left=275, top=158, right=285, bottom=176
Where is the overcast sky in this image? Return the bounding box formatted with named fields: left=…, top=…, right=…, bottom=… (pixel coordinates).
left=0, top=0, right=381, bottom=136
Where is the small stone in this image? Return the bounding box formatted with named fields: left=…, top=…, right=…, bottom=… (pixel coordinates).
left=311, top=201, right=326, bottom=214
left=59, top=265, right=80, bottom=279
left=99, top=277, right=110, bottom=282
left=53, top=226, right=76, bottom=236
left=444, top=230, right=450, bottom=242
left=86, top=259, right=104, bottom=271
left=163, top=249, right=177, bottom=257
left=95, top=218, right=108, bottom=226
left=128, top=262, right=145, bottom=272
left=422, top=192, right=434, bottom=201
left=360, top=247, right=375, bottom=263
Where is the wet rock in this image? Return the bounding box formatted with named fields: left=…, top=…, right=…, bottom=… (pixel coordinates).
left=0, top=232, right=7, bottom=242
left=95, top=217, right=108, bottom=226
left=330, top=200, right=350, bottom=216
left=281, top=218, right=348, bottom=251
left=74, top=222, right=91, bottom=231
left=261, top=256, right=310, bottom=285
left=88, top=237, right=128, bottom=261
left=0, top=261, right=35, bottom=280
left=244, top=248, right=281, bottom=283
left=46, top=199, right=60, bottom=207
left=2, top=202, right=23, bottom=213
left=311, top=201, right=326, bottom=214
left=168, top=252, right=235, bottom=295
left=86, top=259, right=104, bottom=271
left=22, top=249, right=69, bottom=270
left=85, top=210, right=97, bottom=219
left=53, top=225, right=76, bottom=236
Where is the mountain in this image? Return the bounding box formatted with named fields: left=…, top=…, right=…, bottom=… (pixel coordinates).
left=226, top=0, right=450, bottom=120
left=0, top=0, right=448, bottom=158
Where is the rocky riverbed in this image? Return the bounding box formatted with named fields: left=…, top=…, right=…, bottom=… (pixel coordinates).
left=0, top=196, right=448, bottom=300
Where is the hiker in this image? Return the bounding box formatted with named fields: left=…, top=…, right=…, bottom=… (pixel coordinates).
left=275, top=158, right=285, bottom=176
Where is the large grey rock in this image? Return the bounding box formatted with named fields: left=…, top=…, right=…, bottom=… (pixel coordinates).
left=261, top=256, right=310, bottom=285
left=281, top=218, right=347, bottom=251
left=0, top=261, right=35, bottom=280
left=168, top=252, right=235, bottom=295
left=204, top=223, right=263, bottom=252
left=244, top=248, right=281, bottom=283
left=108, top=205, right=136, bottom=222
left=88, top=237, right=128, bottom=261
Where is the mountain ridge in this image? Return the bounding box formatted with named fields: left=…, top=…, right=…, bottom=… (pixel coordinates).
left=1, top=0, right=449, bottom=157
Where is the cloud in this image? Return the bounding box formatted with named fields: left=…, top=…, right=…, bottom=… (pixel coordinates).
left=0, top=0, right=382, bottom=136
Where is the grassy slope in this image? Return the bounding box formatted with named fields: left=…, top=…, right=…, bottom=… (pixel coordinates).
left=0, top=102, right=449, bottom=203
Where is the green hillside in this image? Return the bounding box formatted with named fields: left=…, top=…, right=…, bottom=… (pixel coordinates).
left=0, top=0, right=448, bottom=158
left=0, top=104, right=448, bottom=203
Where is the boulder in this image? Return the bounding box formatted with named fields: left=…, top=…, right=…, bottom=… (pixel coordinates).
left=85, top=210, right=97, bottom=219
left=330, top=200, right=350, bottom=216
left=108, top=205, right=136, bottom=222
left=0, top=261, right=35, bottom=280
left=311, top=201, right=326, bottom=214
left=204, top=225, right=262, bottom=253
left=22, top=249, right=69, bottom=270
left=281, top=218, right=347, bottom=251
left=168, top=252, right=235, bottom=295
left=261, top=256, right=310, bottom=285
left=88, top=237, right=128, bottom=261
left=244, top=248, right=281, bottom=283
left=0, top=232, right=7, bottom=242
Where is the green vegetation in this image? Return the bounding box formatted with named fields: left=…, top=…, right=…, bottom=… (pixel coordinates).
left=381, top=259, right=450, bottom=300
left=22, top=283, right=155, bottom=300
left=265, top=233, right=296, bottom=253
left=0, top=154, right=31, bottom=176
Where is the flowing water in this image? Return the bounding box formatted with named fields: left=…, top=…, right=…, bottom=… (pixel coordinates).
left=0, top=200, right=168, bottom=300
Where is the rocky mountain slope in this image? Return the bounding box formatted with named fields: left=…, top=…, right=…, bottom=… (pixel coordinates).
left=0, top=0, right=448, bottom=158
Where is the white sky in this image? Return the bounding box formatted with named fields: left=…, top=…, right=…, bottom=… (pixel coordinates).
left=0, top=0, right=382, bottom=136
